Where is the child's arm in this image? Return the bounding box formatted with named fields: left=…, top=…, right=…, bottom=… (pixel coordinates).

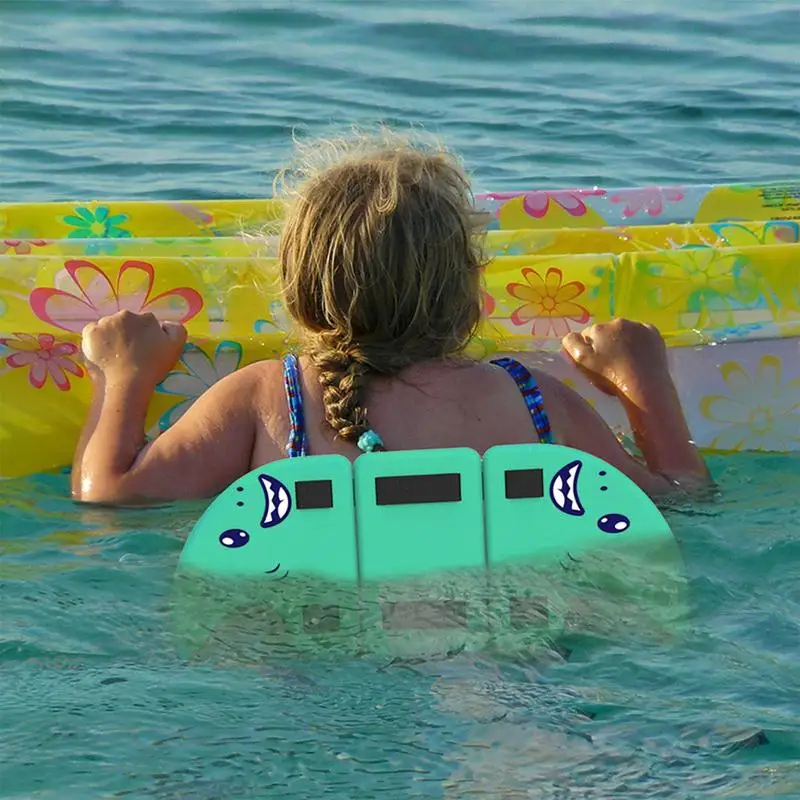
left=615, top=376, right=710, bottom=486
left=72, top=310, right=268, bottom=504
left=518, top=319, right=711, bottom=498
left=534, top=371, right=710, bottom=497
left=560, top=318, right=711, bottom=493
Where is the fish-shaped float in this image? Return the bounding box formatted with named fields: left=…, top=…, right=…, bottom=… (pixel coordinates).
left=172, top=444, right=687, bottom=660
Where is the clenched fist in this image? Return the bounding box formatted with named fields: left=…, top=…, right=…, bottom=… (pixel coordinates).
left=81, top=309, right=187, bottom=386
left=561, top=318, right=669, bottom=397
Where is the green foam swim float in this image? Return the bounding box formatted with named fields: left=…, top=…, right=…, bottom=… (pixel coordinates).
left=172, top=444, right=687, bottom=661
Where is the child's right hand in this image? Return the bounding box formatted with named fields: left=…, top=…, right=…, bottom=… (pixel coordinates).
left=561, top=318, right=670, bottom=398
left=81, top=309, right=187, bottom=387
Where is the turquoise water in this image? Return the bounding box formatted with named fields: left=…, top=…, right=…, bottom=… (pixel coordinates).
left=2, top=0, right=800, bottom=797
left=3, top=455, right=800, bottom=797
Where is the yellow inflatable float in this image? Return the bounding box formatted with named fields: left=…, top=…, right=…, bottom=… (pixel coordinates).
left=1, top=181, right=798, bottom=479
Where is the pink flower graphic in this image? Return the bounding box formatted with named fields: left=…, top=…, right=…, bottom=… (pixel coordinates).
left=609, top=186, right=685, bottom=219
left=482, top=289, right=496, bottom=317
left=1, top=333, right=84, bottom=390
left=485, top=189, right=606, bottom=219
left=29, top=259, right=204, bottom=333
left=168, top=203, right=215, bottom=227
left=479, top=266, right=497, bottom=317
left=1, top=239, right=49, bottom=255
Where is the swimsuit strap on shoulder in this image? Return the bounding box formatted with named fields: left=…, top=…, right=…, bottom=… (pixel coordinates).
left=282, top=353, right=309, bottom=457
left=490, top=357, right=554, bottom=444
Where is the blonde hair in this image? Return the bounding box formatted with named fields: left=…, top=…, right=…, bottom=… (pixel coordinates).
left=275, top=129, right=488, bottom=445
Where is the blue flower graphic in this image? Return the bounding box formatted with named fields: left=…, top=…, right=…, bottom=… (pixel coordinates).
left=63, top=206, right=132, bottom=240
left=155, top=341, right=243, bottom=432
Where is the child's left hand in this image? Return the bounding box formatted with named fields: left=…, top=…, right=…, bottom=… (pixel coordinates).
left=81, top=309, right=187, bottom=387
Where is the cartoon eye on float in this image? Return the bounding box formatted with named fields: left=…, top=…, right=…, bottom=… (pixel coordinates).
left=219, top=529, right=250, bottom=548
left=597, top=513, right=630, bottom=534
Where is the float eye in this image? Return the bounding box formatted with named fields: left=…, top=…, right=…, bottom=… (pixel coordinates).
left=597, top=514, right=630, bottom=534
left=219, top=529, right=250, bottom=548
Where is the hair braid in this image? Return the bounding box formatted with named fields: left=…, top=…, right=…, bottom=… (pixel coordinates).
left=307, top=343, right=374, bottom=444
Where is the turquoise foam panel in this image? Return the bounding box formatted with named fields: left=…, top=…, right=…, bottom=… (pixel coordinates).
left=178, top=454, right=358, bottom=582
left=482, top=443, right=686, bottom=650
left=174, top=454, right=362, bottom=659
left=353, top=447, right=489, bottom=658
left=482, top=443, right=677, bottom=566
left=353, top=447, right=486, bottom=581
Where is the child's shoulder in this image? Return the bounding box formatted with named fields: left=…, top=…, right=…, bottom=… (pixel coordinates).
left=210, top=357, right=285, bottom=396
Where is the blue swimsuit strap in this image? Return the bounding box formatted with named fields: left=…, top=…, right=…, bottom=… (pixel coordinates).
left=282, top=354, right=385, bottom=457
left=490, top=357, right=554, bottom=444
left=283, top=353, right=309, bottom=458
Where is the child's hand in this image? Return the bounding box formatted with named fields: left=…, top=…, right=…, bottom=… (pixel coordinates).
left=81, top=310, right=187, bottom=387
left=561, top=318, right=669, bottom=398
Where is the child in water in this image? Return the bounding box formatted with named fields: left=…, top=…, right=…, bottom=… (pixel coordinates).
left=72, top=133, right=710, bottom=504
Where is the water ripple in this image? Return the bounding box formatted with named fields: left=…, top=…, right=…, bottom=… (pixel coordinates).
left=2, top=0, right=799, bottom=200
